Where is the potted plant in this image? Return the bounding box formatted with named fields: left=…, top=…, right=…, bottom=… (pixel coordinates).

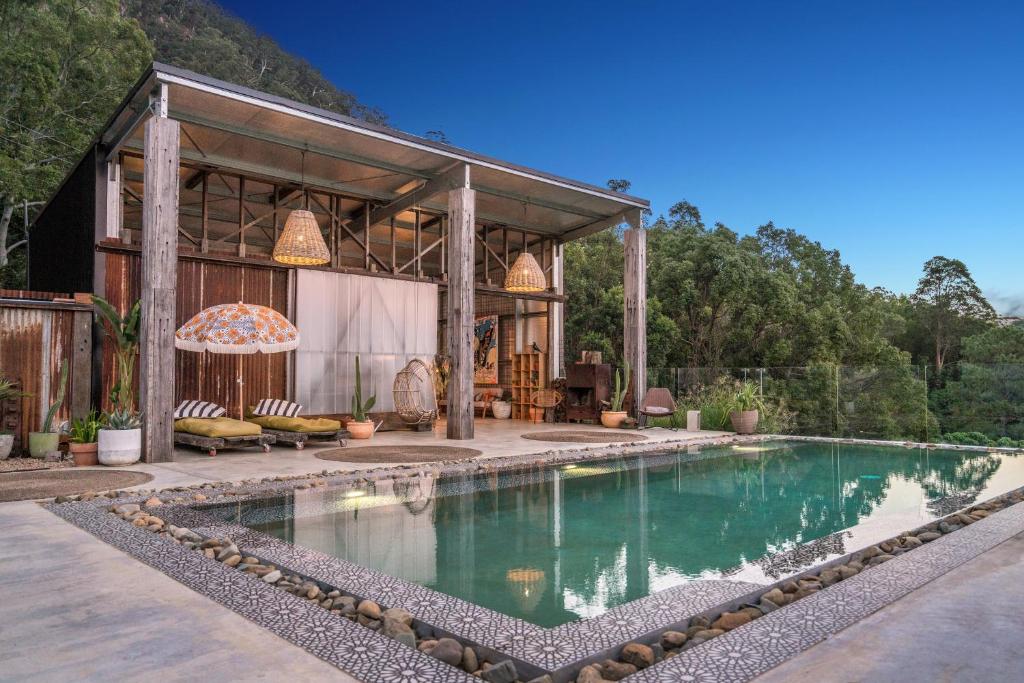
left=93, top=295, right=143, bottom=462
left=98, top=409, right=142, bottom=465
left=0, top=376, right=29, bottom=460
left=601, top=366, right=631, bottom=428
left=348, top=355, right=377, bottom=439
left=729, top=381, right=766, bottom=435
left=491, top=389, right=512, bottom=419
left=28, top=360, right=68, bottom=458
left=68, top=410, right=101, bottom=466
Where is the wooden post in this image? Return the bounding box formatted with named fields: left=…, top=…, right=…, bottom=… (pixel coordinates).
left=70, top=309, right=92, bottom=420
left=139, top=111, right=180, bottom=463
left=446, top=165, right=475, bottom=439
left=200, top=172, right=209, bottom=253
left=237, top=176, right=246, bottom=258
left=623, top=210, right=646, bottom=417
left=547, top=241, right=564, bottom=379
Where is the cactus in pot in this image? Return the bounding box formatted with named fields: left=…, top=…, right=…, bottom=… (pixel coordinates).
left=28, top=360, right=68, bottom=458
left=348, top=355, right=377, bottom=439
left=601, top=366, right=631, bottom=428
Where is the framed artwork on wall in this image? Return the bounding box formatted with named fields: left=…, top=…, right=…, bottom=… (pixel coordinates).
left=473, top=315, right=499, bottom=384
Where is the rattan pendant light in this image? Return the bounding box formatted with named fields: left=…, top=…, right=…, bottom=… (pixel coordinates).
left=273, top=150, right=331, bottom=266
left=504, top=251, right=546, bottom=292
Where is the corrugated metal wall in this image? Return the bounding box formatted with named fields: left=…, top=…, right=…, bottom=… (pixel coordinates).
left=102, top=251, right=291, bottom=414
left=0, top=297, right=91, bottom=454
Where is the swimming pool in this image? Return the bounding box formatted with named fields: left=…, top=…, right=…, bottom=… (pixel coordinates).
left=209, top=440, right=1023, bottom=627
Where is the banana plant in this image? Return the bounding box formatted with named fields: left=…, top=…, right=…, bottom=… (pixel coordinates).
left=92, top=295, right=140, bottom=412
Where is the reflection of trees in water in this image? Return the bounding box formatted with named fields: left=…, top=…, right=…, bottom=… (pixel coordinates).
left=427, top=444, right=1005, bottom=625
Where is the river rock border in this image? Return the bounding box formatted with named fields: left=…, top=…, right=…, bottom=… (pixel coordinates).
left=43, top=437, right=1024, bottom=683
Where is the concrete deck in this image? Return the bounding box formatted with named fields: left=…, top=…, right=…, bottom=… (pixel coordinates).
left=94, top=419, right=727, bottom=491
left=0, top=499, right=355, bottom=682
left=756, top=530, right=1024, bottom=681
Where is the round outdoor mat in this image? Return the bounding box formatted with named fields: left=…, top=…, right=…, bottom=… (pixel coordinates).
left=0, top=469, right=153, bottom=503
left=521, top=430, right=648, bottom=443
left=316, top=445, right=483, bottom=464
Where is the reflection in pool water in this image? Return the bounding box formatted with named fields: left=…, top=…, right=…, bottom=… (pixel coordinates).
left=220, top=441, right=1021, bottom=627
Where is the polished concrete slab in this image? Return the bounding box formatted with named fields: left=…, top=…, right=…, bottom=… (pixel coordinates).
left=0, top=500, right=353, bottom=682
left=755, top=531, right=1024, bottom=682
left=88, top=420, right=729, bottom=491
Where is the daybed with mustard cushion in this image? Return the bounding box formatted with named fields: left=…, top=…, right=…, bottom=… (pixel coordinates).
left=172, top=401, right=276, bottom=456
left=244, top=399, right=348, bottom=449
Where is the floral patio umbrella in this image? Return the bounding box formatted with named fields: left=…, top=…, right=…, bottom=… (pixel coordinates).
left=174, top=302, right=299, bottom=418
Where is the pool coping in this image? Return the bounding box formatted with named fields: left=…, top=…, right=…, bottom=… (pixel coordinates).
left=44, top=435, right=1024, bottom=682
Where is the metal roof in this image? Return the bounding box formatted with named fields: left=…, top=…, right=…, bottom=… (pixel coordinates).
left=99, top=63, right=648, bottom=241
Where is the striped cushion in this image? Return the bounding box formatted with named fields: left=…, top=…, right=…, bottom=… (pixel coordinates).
left=253, top=398, right=302, bottom=417
left=174, top=400, right=226, bottom=419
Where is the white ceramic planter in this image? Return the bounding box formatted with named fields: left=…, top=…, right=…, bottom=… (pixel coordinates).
left=491, top=401, right=512, bottom=419
left=0, top=434, right=13, bottom=460
left=98, top=428, right=142, bottom=465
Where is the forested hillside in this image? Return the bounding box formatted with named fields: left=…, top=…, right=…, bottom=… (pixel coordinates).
left=0, top=0, right=383, bottom=288
left=121, top=0, right=385, bottom=124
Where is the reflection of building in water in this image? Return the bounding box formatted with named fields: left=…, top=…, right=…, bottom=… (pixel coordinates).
left=292, top=476, right=438, bottom=585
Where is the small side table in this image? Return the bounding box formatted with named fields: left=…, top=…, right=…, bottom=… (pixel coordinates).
left=686, top=410, right=701, bottom=431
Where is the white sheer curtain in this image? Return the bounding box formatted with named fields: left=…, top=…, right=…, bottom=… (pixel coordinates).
left=295, top=270, right=437, bottom=414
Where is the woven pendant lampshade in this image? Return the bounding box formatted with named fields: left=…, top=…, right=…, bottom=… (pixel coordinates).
left=273, top=209, right=331, bottom=265
left=504, top=252, right=546, bottom=292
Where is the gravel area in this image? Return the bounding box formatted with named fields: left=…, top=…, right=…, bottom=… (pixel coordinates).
left=0, top=457, right=72, bottom=474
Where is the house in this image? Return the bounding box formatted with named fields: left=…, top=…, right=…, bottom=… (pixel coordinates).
left=28, top=63, right=649, bottom=461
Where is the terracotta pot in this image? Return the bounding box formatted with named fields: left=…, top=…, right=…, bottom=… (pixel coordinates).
left=69, top=442, right=99, bottom=467
left=28, top=432, right=59, bottom=459
left=730, top=410, right=759, bottom=435
left=601, top=410, right=627, bottom=428
left=98, top=428, right=141, bottom=465
left=347, top=420, right=375, bottom=440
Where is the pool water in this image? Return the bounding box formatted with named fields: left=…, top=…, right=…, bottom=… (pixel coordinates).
left=215, top=441, right=1023, bottom=627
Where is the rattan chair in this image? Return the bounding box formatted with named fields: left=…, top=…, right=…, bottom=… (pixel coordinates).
left=393, top=359, right=438, bottom=428
left=639, top=388, right=678, bottom=429
left=530, top=389, right=563, bottom=423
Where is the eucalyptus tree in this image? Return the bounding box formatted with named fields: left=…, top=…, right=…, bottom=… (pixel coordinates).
left=911, top=256, right=995, bottom=373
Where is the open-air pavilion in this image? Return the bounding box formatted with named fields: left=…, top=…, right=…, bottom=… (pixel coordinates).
left=29, top=62, right=650, bottom=462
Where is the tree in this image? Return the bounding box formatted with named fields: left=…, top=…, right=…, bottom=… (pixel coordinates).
left=911, top=256, right=995, bottom=373
left=0, top=0, right=151, bottom=284
left=121, top=0, right=385, bottom=123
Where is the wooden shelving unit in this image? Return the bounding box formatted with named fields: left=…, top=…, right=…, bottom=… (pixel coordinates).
left=511, top=352, right=547, bottom=420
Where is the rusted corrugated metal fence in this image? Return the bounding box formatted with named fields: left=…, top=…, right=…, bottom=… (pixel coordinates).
left=0, top=291, right=92, bottom=454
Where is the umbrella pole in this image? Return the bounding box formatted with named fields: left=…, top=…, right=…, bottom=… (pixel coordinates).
left=237, top=354, right=243, bottom=420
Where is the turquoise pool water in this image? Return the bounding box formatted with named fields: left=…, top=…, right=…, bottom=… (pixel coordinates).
left=218, top=440, right=1023, bottom=627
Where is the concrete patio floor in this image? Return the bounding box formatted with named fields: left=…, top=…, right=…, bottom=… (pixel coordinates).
left=92, top=419, right=729, bottom=491
left=755, top=530, right=1024, bottom=681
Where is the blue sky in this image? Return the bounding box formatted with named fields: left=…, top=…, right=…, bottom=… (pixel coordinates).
left=217, top=0, right=1024, bottom=313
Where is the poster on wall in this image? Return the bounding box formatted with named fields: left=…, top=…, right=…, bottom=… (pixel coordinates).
left=473, top=315, right=498, bottom=384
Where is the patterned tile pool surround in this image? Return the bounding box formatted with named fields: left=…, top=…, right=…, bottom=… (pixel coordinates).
left=45, top=436, right=1024, bottom=683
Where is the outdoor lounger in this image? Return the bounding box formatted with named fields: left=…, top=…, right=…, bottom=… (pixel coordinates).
left=173, top=415, right=276, bottom=457
left=245, top=410, right=349, bottom=449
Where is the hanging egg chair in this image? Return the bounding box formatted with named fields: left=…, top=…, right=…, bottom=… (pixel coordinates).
left=393, top=358, right=438, bottom=427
